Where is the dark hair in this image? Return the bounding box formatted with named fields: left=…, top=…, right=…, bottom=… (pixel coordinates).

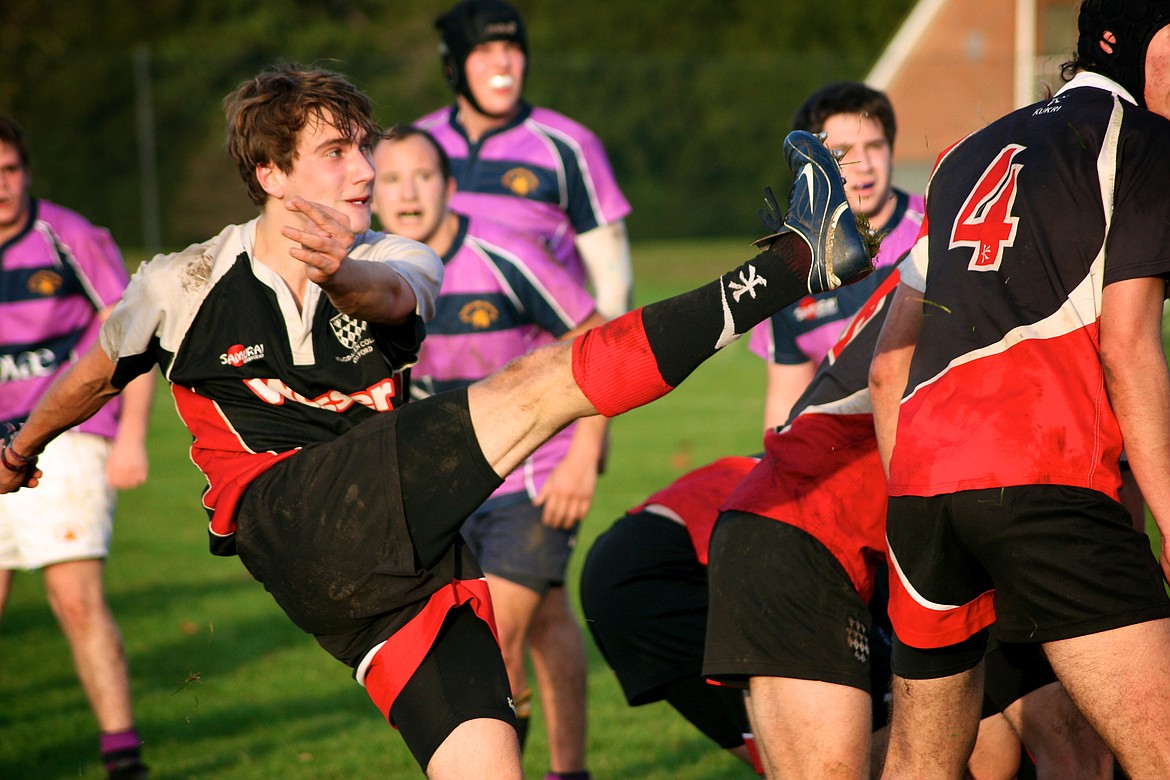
left=0, top=115, right=30, bottom=169
left=792, top=82, right=897, bottom=148
left=380, top=125, right=452, bottom=181
left=223, top=63, right=380, bottom=206
left=1065, top=0, right=1170, bottom=105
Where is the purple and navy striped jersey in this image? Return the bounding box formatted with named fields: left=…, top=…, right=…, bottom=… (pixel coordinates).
left=416, top=102, right=631, bottom=285
left=1, top=198, right=128, bottom=437
left=410, top=213, right=596, bottom=500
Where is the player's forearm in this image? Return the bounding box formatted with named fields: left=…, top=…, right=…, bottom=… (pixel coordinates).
left=113, top=370, right=155, bottom=446
left=321, top=260, right=419, bottom=325
left=564, top=413, right=608, bottom=468
left=11, top=343, right=121, bottom=458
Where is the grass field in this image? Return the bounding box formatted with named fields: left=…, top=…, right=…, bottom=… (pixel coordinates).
left=0, top=238, right=770, bottom=779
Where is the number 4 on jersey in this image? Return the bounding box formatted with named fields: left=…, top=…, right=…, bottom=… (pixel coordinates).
left=950, top=144, right=1025, bottom=272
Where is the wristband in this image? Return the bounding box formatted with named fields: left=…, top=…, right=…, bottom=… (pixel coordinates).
left=1, top=423, right=37, bottom=474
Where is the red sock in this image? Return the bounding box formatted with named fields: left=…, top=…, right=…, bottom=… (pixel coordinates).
left=571, top=309, right=671, bottom=417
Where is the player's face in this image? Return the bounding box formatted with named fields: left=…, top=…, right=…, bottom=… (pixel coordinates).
left=0, top=142, right=31, bottom=245
left=821, top=113, right=895, bottom=227
left=1145, top=25, right=1170, bottom=120
left=464, top=39, right=526, bottom=118
left=371, top=135, right=453, bottom=246
left=279, top=112, right=375, bottom=233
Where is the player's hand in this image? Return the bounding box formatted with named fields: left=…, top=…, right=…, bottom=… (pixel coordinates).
left=0, top=462, right=41, bottom=493
left=282, top=197, right=356, bottom=283
left=107, top=437, right=149, bottom=490
left=534, top=457, right=597, bottom=530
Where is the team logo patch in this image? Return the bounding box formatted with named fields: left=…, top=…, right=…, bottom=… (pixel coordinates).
left=330, top=313, right=367, bottom=350
left=846, top=616, right=870, bottom=663
left=793, top=295, right=839, bottom=323
left=727, top=264, right=767, bottom=302
left=330, top=313, right=375, bottom=363
left=459, top=300, right=500, bottom=330
left=220, top=343, right=265, bottom=367
left=502, top=167, right=540, bottom=197
left=27, top=270, right=63, bottom=296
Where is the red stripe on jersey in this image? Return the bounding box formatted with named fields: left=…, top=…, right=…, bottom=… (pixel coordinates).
left=887, top=554, right=996, bottom=649
left=889, top=325, right=1123, bottom=499
left=628, top=456, right=759, bottom=564
left=363, top=577, right=496, bottom=721
left=171, top=384, right=299, bottom=537
left=571, top=308, right=671, bottom=417
left=722, top=413, right=888, bottom=602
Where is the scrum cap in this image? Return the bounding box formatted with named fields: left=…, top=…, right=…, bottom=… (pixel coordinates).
left=435, top=0, right=527, bottom=111
left=1077, top=0, right=1170, bottom=105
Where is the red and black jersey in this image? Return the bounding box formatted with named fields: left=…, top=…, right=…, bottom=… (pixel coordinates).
left=100, top=220, right=442, bottom=545
left=889, top=74, right=1170, bottom=499
left=723, top=264, right=902, bottom=601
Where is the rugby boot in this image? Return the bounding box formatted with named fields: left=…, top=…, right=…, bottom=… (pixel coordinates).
left=755, top=130, right=875, bottom=294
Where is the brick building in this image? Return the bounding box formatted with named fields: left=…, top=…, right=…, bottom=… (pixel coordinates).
left=868, top=0, right=1079, bottom=189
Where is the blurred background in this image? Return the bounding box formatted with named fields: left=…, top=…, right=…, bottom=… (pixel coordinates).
left=0, top=0, right=1080, bottom=257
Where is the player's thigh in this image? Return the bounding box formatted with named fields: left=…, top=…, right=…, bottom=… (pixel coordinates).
left=391, top=604, right=516, bottom=771
left=466, top=340, right=586, bottom=476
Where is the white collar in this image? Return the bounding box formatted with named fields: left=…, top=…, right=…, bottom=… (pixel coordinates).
left=1056, top=71, right=1139, bottom=106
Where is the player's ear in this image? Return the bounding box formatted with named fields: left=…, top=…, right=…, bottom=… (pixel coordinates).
left=256, top=162, right=285, bottom=200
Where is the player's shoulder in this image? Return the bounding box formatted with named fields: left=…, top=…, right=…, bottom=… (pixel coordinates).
left=33, top=199, right=112, bottom=244
left=134, top=222, right=246, bottom=293
left=464, top=214, right=549, bottom=260
left=415, top=105, right=452, bottom=129
left=525, top=105, right=602, bottom=144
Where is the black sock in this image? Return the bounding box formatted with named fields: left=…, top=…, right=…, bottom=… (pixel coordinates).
left=642, top=237, right=809, bottom=387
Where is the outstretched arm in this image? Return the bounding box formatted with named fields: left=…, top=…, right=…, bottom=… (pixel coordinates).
left=1, top=343, right=121, bottom=493
left=282, top=196, right=420, bottom=324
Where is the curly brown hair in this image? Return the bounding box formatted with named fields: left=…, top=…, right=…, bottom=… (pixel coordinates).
left=224, top=63, right=380, bottom=206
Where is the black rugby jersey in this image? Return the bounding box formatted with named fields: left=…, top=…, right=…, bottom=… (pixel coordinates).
left=889, top=73, right=1170, bottom=498
left=100, top=219, right=442, bottom=542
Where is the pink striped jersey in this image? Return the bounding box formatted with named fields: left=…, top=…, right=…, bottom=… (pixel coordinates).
left=1, top=198, right=127, bottom=438
left=749, top=189, right=923, bottom=366
left=410, top=213, right=596, bottom=500
left=415, top=102, right=631, bottom=284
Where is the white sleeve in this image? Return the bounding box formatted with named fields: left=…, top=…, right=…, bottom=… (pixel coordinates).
left=574, top=220, right=633, bottom=319
left=353, top=232, right=445, bottom=321
left=902, top=235, right=929, bottom=293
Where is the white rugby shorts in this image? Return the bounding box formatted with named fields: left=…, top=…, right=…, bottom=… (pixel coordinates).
left=0, top=432, right=115, bottom=570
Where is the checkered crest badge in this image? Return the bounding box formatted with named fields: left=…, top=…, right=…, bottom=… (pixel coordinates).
left=330, top=313, right=367, bottom=351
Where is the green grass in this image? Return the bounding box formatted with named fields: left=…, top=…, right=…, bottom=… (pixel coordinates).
left=0, top=238, right=767, bottom=779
